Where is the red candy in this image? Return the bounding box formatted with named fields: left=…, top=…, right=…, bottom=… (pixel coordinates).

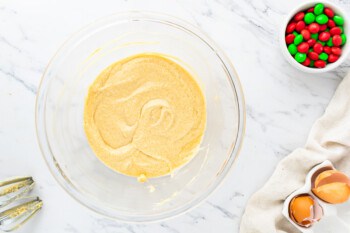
left=330, top=27, right=341, bottom=36
left=302, top=58, right=311, bottom=66
left=331, top=47, right=342, bottom=56
left=307, top=7, right=314, bottom=13
left=308, top=23, right=320, bottom=34
left=324, top=8, right=334, bottom=18
left=307, top=39, right=316, bottom=47
left=323, top=46, right=332, bottom=54
left=319, top=32, right=331, bottom=41
left=301, top=29, right=311, bottom=40
left=327, top=19, right=336, bottom=28
left=333, top=35, right=342, bottom=46
left=285, top=34, right=295, bottom=44
left=328, top=54, right=339, bottom=63
left=319, top=24, right=327, bottom=32
left=294, top=12, right=305, bottom=21
left=297, top=42, right=309, bottom=53
left=308, top=51, right=319, bottom=60
left=286, top=22, right=296, bottom=34
left=313, top=43, right=324, bottom=54
left=296, top=21, right=306, bottom=32
left=314, top=60, right=327, bottom=68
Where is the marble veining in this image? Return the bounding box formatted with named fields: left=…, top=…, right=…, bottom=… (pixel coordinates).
left=0, top=0, right=349, bottom=232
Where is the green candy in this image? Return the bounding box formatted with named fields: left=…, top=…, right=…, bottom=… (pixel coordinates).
left=333, top=15, right=344, bottom=26
left=341, top=34, right=347, bottom=45
left=310, top=60, right=315, bottom=67
left=314, top=3, right=324, bottom=15
left=295, top=52, right=307, bottom=63
left=316, top=14, right=328, bottom=24
left=304, top=12, right=315, bottom=24
left=294, top=34, right=303, bottom=45
left=339, top=26, right=344, bottom=33
left=288, top=44, right=298, bottom=55
left=317, top=40, right=326, bottom=46
left=293, top=31, right=299, bottom=36
left=311, top=33, right=319, bottom=40
left=319, top=52, right=328, bottom=61
left=327, top=38, right=334, bottom=46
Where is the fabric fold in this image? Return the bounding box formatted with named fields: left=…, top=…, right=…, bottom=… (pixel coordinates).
left=240, top=73, right=350, bottom=233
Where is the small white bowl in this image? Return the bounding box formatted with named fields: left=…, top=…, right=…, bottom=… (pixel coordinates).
left=282, top=160, right=350, bottom=233
left=280, top=0, right=350, bottom=73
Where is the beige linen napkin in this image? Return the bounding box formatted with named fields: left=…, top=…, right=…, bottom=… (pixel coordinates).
left=240, top=73, right=350, bottom=233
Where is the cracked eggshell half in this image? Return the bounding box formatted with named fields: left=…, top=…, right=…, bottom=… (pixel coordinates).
left=282, top=160, right=350, bottom=233
left=283, top=160, right=350, bottom=233
left=282, top=161, right=334, bottom=233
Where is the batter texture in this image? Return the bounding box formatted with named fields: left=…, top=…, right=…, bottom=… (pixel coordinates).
left=84, top=53, right=206, bottom=180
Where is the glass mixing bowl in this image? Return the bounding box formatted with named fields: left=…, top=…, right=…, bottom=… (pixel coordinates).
left=36, top=12, right=245, bottom=222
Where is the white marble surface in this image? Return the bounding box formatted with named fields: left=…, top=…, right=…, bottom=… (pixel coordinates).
left=0, top=0, right=349, bottom=232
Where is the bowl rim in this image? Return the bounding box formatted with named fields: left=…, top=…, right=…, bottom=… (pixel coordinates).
left=280, top=0, right=350, bottom=74
left=35, top=11, right=246, bottom=222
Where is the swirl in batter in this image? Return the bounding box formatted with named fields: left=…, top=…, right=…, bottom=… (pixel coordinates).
left=84, top=53, right=206, bottom=181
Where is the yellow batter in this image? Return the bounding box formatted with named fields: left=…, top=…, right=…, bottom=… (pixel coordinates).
left=84, top=53, right=206, bottom=181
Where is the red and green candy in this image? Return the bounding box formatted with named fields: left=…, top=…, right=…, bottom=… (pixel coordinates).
left=285, top=3, right=346, bottom=68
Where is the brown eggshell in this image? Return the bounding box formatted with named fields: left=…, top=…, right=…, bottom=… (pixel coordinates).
left=312, top=170, right=350, bottom=204
left=289, top=194, right=323, bottom=228
left=311, top=166, right=334, bottom=188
